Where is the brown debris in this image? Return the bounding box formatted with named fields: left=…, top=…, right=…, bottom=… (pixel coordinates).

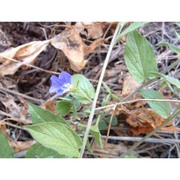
left=0, top=40, right=50, bottom=76
left=51, top=28, right=104, bottom=72
left=126, top=108, right=180, bottom=135
left=92, top=139, right=127, bottom=157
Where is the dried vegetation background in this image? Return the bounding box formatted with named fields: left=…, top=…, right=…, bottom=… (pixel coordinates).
left=0, top=22, right=180, bottom=158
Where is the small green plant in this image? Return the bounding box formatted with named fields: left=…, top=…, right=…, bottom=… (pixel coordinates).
left=1, top=22, right=179, bottom=158
left=26, top=23, right=180, bottom=158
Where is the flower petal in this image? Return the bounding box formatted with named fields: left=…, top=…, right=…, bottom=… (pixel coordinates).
left=49, top=72, right=72, bottom=95
left=49, top=75, right=63, bottom=93
left=59, top=71, right=72, bottom=84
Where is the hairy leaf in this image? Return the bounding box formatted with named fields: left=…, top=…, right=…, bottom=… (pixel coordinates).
left=29, top=104, right=66, bottom=124
left=56, top=100, right=72, bottom=116
left=26, top=122, right=82, bottom=157
left=124, top=30, right=158, bottom=83
left=71, top=74, right=95, bottom=104
left=26, top=142, right=65, bottom=158
left=140, top=90, right=172, bottom=118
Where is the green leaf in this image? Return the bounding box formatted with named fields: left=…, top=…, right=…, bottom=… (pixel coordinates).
left=56, top=100, right=72, bottom=116
left=161, top=75, right=180, bottom=89
left=26, top=143, right=65, bottom=158
left=140, top=90, right=172, bottom=118
left=99, top=121, right=107, bottom=130
left=124, top=30, right=158, bottom=83
left=156, top=42, right=180, bottom=54
left=175, top=31, right=180, bottom=39
left=151, top=72, right=180, bottom=89
left=79, top=115, right=103, bottom=148
left=117, top=22, right=147, bottom=40
left=29, top=104, right=66, bottom=124
left=176, top=22, right=180, bottom=27
left=26, top=122, right=82, bottom=157
left=90, top=125, right=103, bottom=148
left=106, top=116, right=118, bottom=126
left=0, top=131, right=14, bottom=158
left=71, top=74, right=95, bottom=104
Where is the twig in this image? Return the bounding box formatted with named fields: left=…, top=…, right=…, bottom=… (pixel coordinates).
left=1, top=121, right=26, bottom=130
left=0, top=113, right=31, bottom=125
left=0, top=54, right=59, bottom=75
left=105, top=103, right=117, bottom=146
left=100, top=135, right=180, bottom=144
left=95, top=98, right=180, bottom=111
left=0, top=86, right=43, bottom=104
left=79, top=22, right=122, bottom=158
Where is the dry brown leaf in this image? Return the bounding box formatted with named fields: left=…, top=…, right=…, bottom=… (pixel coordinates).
left=42, top=99, right=56, bottom=113
left=0, top=40, right=50, bottom=76
left=10, top=140, right=35, bottom=153
left=51, top=28, right=104, bottom=72
left=116, top=73, right=147, bottom=110
left=122, top=73, right=140, bottom=95
left=126, top=108, right=180, bottom=135
left=0, top=123, right=6, bottom=134
left=75, top=22, right=105, bottom=39
left=0, top=90, right=31, bottom=124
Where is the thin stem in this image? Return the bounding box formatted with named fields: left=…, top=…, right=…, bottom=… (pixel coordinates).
left=119, top=59, right=180, bottom=103
left=79, top=22, right=122, bottom=158
left=95, top=98, right=180, bottom=111
left=105, top=104, right=117, bottom=146
left=100, top=135, right=180, bottom=144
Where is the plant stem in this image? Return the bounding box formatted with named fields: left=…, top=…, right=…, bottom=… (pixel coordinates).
left=79, top=22, right=122, bottom=158
left=120, top=59, right=180, bottom=103
left=95, top=98, right=180, bottom=111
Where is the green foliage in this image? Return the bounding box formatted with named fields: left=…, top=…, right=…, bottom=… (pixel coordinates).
left=79, top=115, right=103, bottom=148
left=26, top=143, right=65, bottom=158
left=175, top=22, right=180, bottom=27
left=118, top=22, right=147, bottom=40
left=151, top=72, right=180, bottom=89
left=140, top=90, right=172, bottom=118
left=175, top=30, right=180, bottom=39
left=0, top=131, right=14, bottom=158
left=156, top=42, right=180, bottom=54
left=26, top=122, right=82, bottom=157
left=26, top=23, right=179, bottom=159
left=99, top=121, right=107, bottom=130
left=90, top=125, right=103, bottom=148
left=71, top=74, right=95, bottom=104
left=99, top=116, right=118, bottom=130
left=56, top=100, right=72, bottom=116
left=106, top=116, right=118, bottom=126
left=124, top=30, right=158, bottom=83
left=160, top=74, right=180, bottom=89
left=29, top=104, right=66, bottom=124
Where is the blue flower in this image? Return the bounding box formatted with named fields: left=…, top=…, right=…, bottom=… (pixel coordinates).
left=49, top=71, right=72, bottom=95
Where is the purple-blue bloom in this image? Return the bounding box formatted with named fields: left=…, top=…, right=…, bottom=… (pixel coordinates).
left=49, top=71, right=72, bottom=95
